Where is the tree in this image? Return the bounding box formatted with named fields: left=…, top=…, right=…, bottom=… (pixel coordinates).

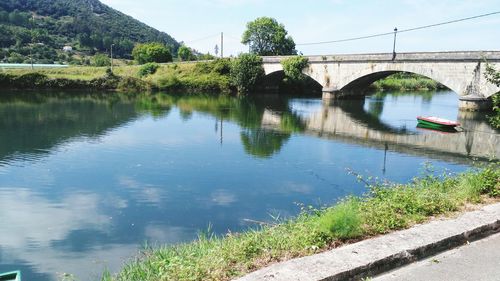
left=132, top=42, right=172, bottom=64
left=230, top=53, right=265, bottom=93
left=242, top=17, right=297, bottom=56
left=178, top=45, right=195, bottom=61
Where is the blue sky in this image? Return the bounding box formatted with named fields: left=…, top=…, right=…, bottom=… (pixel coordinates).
left=100, top=0, right=500, bottom=56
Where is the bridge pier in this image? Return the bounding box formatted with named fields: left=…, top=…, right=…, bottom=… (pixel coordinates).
left=322, top=88, right=340, bottom=99
left=458, top=96, right=492, bottom=111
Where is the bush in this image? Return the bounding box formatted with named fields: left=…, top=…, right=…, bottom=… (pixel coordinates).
left=281, top=56, right=309, bottom=81
left=92, top=53, right=111, bottom=67
left=485, top=65, right=500, bottom=128
left=194, top=58, right=231, bottom=75
left=230, top=53, right=264, bottom=93
left=13, top=72, right=49, bottom=88
left=117, top=76, right=151, bottom=92
left=138, top=62, right=160, bottom=77
left=132, top=42, right=172, bottom=64
left=178, top=45, right=195, bottom=61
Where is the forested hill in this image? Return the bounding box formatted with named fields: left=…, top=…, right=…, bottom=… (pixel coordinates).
left=0, top=0, right=180, bottom=64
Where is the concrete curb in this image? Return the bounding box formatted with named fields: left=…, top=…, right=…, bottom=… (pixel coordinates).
left=235, top=203, right=500, bottom=281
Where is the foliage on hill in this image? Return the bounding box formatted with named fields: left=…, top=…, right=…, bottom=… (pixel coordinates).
left=0, top=0, right=179, bottom=64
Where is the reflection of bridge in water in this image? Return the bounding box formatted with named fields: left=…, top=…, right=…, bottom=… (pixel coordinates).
left=262, top=100, right=499, bottom=163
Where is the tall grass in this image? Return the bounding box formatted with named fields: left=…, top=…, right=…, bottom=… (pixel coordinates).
left=371, top=73, right=447, bottom=91
left=113, top=165, right=499, bottom=281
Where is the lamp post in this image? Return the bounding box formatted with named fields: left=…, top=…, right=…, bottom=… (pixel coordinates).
left=110, top=44, right=115, bottom=71
left=392, top=27, right=398, bottom=61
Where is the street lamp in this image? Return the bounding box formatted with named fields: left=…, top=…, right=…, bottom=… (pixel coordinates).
left=110, top=44, right=115, bottom=71
left=392, top=27, right=398, bottom=61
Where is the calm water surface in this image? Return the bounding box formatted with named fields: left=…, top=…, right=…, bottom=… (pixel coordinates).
left=0, top=91, right=498, bottom=280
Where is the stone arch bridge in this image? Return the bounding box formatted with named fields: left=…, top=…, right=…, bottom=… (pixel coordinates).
left=262, top=51, right=500, bottom=110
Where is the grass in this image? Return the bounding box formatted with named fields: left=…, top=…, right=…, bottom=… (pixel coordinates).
left=371, top=73, right=448, bottom=92
left=110, top=164, right=499, bottom=281
left=1, top=61, right=232, bottom=93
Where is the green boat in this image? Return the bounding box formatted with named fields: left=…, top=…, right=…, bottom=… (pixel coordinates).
left=416, top=116, right=460, bottom=130
left=0, top=271, right=21, bottom=281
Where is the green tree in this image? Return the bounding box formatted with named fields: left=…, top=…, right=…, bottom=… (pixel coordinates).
left=132, top=42, right=172, bottom=64
left=281, top=55, right=309, bottom=81
left=178, top=45, right=195, bottom=61
left=92, top=53, right=110, bottom=67
left=485, top=65, right=500, bottom=128
left=230, top=53, right=265, bottom=93
left=0, top=25, right=15, bottom=47
left=242, top=17, right=297, bottom=56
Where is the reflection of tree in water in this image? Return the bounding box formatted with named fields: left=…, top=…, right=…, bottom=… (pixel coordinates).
left=0, top=91, right=140, bottom=163
left=135, top=93, right=307, bottom=157
left=366, top=97, right=385, bottom=118
left=135, top=95, right=172, bottom=118
left=240, top=129, right=291, bottom=158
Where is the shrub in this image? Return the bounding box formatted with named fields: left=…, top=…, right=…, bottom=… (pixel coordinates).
left=92, top=53, right=111, bottom=67
left=132, top=43, right=172, bottom=64
left=13, top=72, right=49, bottom=88
left=281, top=56, right=309, bottom=81
left=485, top=64, right=500, bottom=128
left=230, top=53, right=264, bottom=93
left=138, top=62, right=160, bottom=77
left=194, top=59, right=231, bottom=75
left=117, top=76, right=151, bottom=92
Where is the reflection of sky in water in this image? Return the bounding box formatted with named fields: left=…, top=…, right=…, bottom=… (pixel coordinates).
left=363, top=91, right=459, bottom=132
left=0, top=92, right=496, bottom=280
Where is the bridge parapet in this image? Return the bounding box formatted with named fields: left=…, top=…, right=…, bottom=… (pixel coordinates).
left=262, top=51, right=500, bottom=63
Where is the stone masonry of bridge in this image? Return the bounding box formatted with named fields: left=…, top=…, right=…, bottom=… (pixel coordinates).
left=262, top=51, right=500, bottom=110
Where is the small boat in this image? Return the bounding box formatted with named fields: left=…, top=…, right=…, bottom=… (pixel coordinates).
left=0, top=271, right=21, bottom=281
left=416, top=116, right=460, bottom=130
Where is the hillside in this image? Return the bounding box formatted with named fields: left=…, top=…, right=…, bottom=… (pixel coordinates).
left=0, top=0, right=180, bottom=64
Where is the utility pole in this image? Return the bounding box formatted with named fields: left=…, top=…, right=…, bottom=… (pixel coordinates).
left=110, top=44, right=115, bottom=71
left=392, top=27, right=398, bottom=61
left=220, top=32, right=224, bottom=58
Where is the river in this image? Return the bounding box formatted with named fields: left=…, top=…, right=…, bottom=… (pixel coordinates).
left=0, top=90, right=498, bottom=280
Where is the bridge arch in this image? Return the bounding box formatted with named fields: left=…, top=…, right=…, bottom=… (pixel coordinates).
left=337, top=66, right=459, bottom=96
left=260, top=69, right=323, bottom=93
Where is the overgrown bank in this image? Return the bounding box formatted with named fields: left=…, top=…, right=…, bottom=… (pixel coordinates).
left=107, top=165, right=499, bottom=281
left=1, top=56, right=452, bottom=95
left=370, top=72, right=448, bottom=92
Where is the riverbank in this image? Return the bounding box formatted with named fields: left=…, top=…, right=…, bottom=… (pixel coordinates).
left=1, top=61, right=449, bottom=94
left=108, top=165, right=499, bottom=281
left=0, top=60, right=232, bottom=93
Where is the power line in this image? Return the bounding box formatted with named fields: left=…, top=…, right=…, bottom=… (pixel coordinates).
left=297, top=11, right=500, bottom=46
left=184, top=33, right=220, bottom=44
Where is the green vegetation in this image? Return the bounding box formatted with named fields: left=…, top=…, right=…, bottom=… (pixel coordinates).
left=92, top=53, right=111, bottom=67
left=0, top=0, right=179, bottom=64
left=178, top=45, right=196, bottom=61
left=138, top=63, right=160, bottom=77
left=281, top=56, right=309, bottom=81
left=230, top=53, right=265, bottom=93
left=242, top=17, right=297, bottom=56
left=112, top=165, right=499, bottom=281
left=371, top=73, right=448, bottom=92
left=132, top=43, right=173, bottom=64
left=485, top=64, right=500, bottom=128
